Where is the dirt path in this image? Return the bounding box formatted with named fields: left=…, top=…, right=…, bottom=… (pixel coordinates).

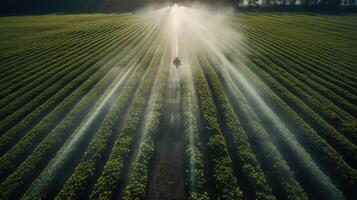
left=148, top=65, right=185, bottom=200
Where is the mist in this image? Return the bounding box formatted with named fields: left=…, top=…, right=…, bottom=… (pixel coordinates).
left=155, top=3, right=343, bottom=198
left=20, top=3, right=345, bottom=199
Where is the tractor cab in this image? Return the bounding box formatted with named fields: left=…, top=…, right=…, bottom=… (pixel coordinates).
left=173, top=57, right=181, bottom=68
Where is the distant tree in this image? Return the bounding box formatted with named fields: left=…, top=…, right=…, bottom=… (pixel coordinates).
left=348, top=0, right=354, bottom=5
left=264, top=0, right=272, bottom=6
left=247, top=0, right=258, bottom=6
left=236, top=0, right=245, bottom=6
left=300, top=0, right=311, bottom=7
left=329, top=0, right=342, bottom=8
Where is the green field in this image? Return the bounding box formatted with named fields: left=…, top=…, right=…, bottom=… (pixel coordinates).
left=0, top=8, right=356, bottom=200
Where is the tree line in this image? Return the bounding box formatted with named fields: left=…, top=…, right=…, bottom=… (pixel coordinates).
left=0, top=0, right=356, bottom=14
left=236, top=0, right=356, bottom=8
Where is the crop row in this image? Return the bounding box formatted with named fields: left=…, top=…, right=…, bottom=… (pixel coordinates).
left=0, top=18, right=143, bottom=135
left=55, top=23, right=165, bottom=199
left=225, top=53, right=356, bottom=198
left=0, top=15, right=135, bottom=73
left=240, top=25, right=357, bottom=106
left=248, top=39, right=357, bottom=116
left=240, top=22, right=357, bottom=96
left=180, top=59, right=209, bottom=200
left=273, top=14, right=357, bottom=32
left=18, top=20, right=160, bottom=199
left=241, top=15, right=357, bottom=73
left=0, top=17, right=139, bottom=76
left=0, top=21, right=149, bottom=182
left=224, top=55, right=344, bottom=199
left=21, top=68, right=131, bottom=200
left=239, top=21, right=357, bottom=83
left=0, top=21, right=126, bottom=82
left=0, top=22, right=128, bottom=100
left=238, top=39, right=357, bottom=165
left=0, top=21, right=142, bottom=113
left=192, top=53, right=243, bottom=199
left=39, top=22, right=166, bottom=200
left=238, top=24, right=357, bottom=93
left=0, top=28, right=78, bottom=70
left=258, top=14, right=356, bottom=43
left=0, top=30, right=143, bottom=174
left=0, top=48, right=129, bottom=200
left=0, top=25, right=159, bottom=198
left=85, top=31, right=166, bottom=200
left=261, top=14, right=357, bottom=57
left=120, top=45, right=169, bottom=200
left=281, top=16, right=356, bottom=38
left=204, top=53, right=308, bottom=200
left=240, top=21, right=357, bottom=79
left=198, top=55, right=277, bottom=200
left=0, top=24, right=128, bottom=112
left=1, top=15, right=161, bottom=191
left=237, top=36, right=357, bottom=156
